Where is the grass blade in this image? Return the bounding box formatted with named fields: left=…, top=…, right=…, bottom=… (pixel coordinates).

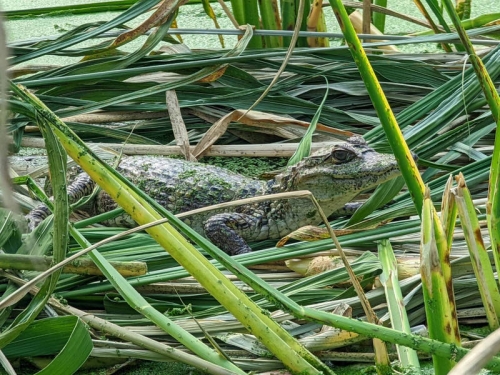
left=3, top=1, right=137, bottom=19
left=0, top=96, right=69, bottom=352
left=229, top=0, right=245, bottom=25
left=243, top=0, right=263, bottom=48
left=281, top=0, right=296, bottom=47
left=378, top=239, right=420, bottom=370
left=420, top=188, right=457, bottom=374
left=441, top=175, right=458, bottom=250
left=372, top=0, right=387, bottom=32
left=287, top=77, right=329, bottom=166
left=453, top=173, right=500, bottom=330
left=258, top=0, right=282, bottom=48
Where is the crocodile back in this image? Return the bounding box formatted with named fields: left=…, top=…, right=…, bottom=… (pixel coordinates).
left=96, top=156, right=268, bottom=230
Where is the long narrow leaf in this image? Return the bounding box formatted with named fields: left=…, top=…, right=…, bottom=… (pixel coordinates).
left=2, top=316, right=92, bottom=375
left=453, top=173, right=500, bottom=330
left=420, top=188, right=456, bottom=374
left=378, top=239, right=420, bottom=369
left=288, top=77, right=329, bottom=166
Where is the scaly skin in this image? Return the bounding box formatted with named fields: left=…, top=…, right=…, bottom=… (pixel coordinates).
left=27, top=137, right=401, bottom=255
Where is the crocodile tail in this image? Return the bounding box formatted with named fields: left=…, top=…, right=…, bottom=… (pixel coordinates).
left=26, top=173, right=97, bottom=231
left=26, top=204, right=52, bottom=231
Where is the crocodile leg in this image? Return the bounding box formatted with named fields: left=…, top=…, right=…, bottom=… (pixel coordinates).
left=204, top=212, right=262, bottom=255
left=26, top=173, right=96, bottom=230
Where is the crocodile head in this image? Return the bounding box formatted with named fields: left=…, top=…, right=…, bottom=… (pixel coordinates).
left=275, top=137, right=402, bottom=216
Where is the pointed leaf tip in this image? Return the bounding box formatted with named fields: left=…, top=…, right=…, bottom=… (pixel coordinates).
left=424, top=185, right=431, bottom=199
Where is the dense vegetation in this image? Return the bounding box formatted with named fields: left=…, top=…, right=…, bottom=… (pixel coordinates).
left=1, top=1, right=500, bottom=374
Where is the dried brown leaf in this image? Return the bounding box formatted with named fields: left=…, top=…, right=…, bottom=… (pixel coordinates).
left=166, top=90, right=196, bottom=161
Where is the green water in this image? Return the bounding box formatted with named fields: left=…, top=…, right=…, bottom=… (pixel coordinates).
left=4, top=0, right=497, bottom=67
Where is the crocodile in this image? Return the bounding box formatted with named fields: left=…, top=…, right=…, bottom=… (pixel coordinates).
left=26, top=137, right=402, bottom=255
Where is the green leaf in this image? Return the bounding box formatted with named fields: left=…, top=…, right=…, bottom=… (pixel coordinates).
left=347, top=176, right=405, bottom=226
left=0, top=84, right=69, bottom=351
left=288, top=77, right=329, bottom=166
left=378, top=239, right=420, bottom=369
left=3, top=316, right=92, bottom=375
left=0, top=209, right=23, bottom=253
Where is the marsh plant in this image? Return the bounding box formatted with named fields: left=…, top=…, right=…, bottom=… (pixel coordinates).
left=1, top=1, right=500, bottom=374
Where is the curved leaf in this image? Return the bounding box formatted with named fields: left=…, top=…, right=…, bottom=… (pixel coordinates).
left=3, top=316, right=92, bottom=375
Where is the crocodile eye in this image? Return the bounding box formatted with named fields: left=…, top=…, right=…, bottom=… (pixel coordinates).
left=332, top=149, right=354, bottom=162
